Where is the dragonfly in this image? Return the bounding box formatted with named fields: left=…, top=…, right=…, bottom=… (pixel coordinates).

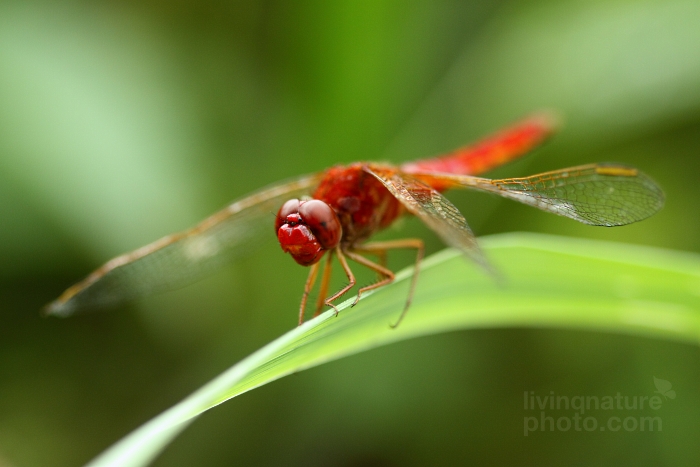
left=46, top=113, right=665, bottom=327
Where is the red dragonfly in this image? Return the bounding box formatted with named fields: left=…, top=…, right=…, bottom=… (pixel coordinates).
left=46, top=113, right=664, bottom=326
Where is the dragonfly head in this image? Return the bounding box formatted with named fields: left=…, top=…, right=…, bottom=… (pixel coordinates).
left=276, top=199, right=342, bottom=266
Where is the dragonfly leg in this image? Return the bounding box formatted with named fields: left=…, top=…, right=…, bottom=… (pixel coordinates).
left=343, top=250, right=394, bottom=311
left=323, top=246, right=356, bottom=316
left=353, top=239, right=424, bottom=328
left=298, top=261, right=320, bottom=326
left=348, top=247, right=388, bottom=283
left=313, top=250, right=334, bottom=317
left=370, top=249, right=388, bottom=283
left=370, top=249, right=387, bottom=270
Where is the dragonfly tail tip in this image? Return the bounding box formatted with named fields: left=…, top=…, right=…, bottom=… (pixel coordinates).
left=529, top=109, right=565, bottom=132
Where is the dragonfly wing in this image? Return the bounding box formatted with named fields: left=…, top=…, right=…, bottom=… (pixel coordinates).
left=410, top=164, right=664, bottom=226
left=364, top=166, right=492, bottom=273
left=46, top=173, right=324, bottom=316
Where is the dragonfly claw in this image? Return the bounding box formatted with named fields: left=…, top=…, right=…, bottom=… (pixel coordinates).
left=326, top=301, right=340, bottom=317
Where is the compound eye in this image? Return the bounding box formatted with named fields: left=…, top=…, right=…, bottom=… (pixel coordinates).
left=275, top=199, right=301, bottom=231
left=298, top=200, right=341, bottom=249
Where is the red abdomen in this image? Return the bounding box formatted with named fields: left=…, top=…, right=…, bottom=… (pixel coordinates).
left=313, top=164, right=403, bottom=245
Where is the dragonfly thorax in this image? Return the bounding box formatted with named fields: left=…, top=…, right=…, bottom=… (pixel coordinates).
left=276, top=199, right=342, bottom=266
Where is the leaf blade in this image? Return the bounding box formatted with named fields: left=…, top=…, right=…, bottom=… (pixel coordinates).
left=86, top=233, right=700, bottom=467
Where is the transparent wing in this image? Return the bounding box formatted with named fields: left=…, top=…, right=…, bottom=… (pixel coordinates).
left=46, top=173, right=324, bottom=316
left=364, top=166, right=492, bottom=273
left=409, top=164, right=665, bottom=226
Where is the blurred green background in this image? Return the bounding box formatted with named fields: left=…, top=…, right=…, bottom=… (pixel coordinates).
left=1, top=0, right=699, bottom=465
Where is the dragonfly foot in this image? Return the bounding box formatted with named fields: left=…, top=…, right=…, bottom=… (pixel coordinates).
left=326, top=301, right=340, bottom=317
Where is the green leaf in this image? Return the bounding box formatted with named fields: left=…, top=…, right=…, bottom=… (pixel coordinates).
left=86, top=232, right=700, bottom=467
